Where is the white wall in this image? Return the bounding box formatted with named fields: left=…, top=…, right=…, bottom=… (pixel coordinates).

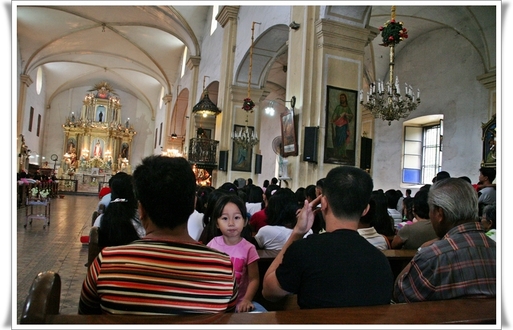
left=372, top=28, right=490, bottom=192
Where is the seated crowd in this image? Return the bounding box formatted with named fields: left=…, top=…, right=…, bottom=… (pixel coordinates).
left=82, top=157, right=496, bottom=316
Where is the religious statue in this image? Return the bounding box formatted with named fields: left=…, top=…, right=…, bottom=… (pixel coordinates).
left=93, top=140, right=103, bottom=158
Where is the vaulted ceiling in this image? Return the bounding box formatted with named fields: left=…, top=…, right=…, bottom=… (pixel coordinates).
left=16, top=4, right=496, bottom=120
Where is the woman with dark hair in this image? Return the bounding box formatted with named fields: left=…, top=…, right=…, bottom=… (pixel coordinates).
left=391, top=189, right=437, bottom=250
left=369, top=190, right=396, bottom=243
left=254, top=188, right=311, bottom=250
left=246, top=185, right=264, bottom=217
left=94, top=172, right=145, bottom=248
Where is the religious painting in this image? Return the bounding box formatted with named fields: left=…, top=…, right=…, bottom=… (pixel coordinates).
left=481, top=115, right=496, bottom=168
left=280, top=109, right=298, bottom=157
left=231, top=125, right=253, bottom=172
left=66, top=137, right=77, bottom=154
left=324, top=86, right=357, bottom=165
left=121, top=143, right=129, bottom=159
left=203, top=129, right=212, bottom=139
left=91, top=138, right=105, bottom=159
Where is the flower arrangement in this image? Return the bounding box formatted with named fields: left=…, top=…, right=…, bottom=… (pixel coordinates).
left=39, top=189, right=50, bottom=199
left=30, top=187, right=50, bottom=199
left=242, top=98, right=255, bottom=112
left=379, top=19, right=408, bottom=46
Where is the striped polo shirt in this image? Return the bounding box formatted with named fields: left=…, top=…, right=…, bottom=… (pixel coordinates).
left=79, top=239, right=238, bottom=315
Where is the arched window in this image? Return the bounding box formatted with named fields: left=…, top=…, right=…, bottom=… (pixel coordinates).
left=36, top=67, right=43, bottom=95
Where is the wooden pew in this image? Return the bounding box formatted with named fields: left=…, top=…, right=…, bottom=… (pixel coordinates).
left=19, top=271, right=497, bottom=325
left=382, top=249, right=417, bottom=279
left=87, top=226, right=101, bottom=267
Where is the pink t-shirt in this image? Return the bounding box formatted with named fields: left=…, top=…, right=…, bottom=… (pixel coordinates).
left=207, top=236, right=259, bottom=304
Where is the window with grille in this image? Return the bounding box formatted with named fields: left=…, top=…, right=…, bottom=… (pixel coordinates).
left=402, top=118, right=443, bottom=185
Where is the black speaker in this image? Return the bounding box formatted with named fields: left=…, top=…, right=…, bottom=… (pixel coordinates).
left=254, top=154, right=263, bottom=174
left=303, top=126, right=318, bottom=162
left=360, top=137, right=372, bottom=170
left=219, top=150, right=229, bottom=171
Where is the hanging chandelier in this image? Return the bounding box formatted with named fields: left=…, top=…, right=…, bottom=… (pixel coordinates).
left=360, top=6, right=420, bottom=125
left=192, top=76, right=221, bottom=118
left=232, top=21, right=261, bottom=149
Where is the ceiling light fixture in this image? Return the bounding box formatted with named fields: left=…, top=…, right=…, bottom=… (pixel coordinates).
left=192, top=76, right=221, bottom=117
left=264, top=96, right=296, bottom=116
left=232, top=21, right=261, bottom=149
left=360, top=6, right=420, bottom=125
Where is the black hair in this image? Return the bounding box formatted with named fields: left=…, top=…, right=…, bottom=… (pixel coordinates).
left=412, top=190, right=430, bottom=220
left=196, top=185, right=214, bottom=213
left=266, top=188, right=298, bottom=227
left=479, top=167, right=496, bottom=183
left=132, top=156, right=196, bottom=230
left=99, top=172, right=139, bottom=247
left=203, top=194, right=252, bottom=244
left=305, top=185, right=317, bottom=201
left=323, top=167, right=373, bottom=220
left=248, top=185, right=264, bottom=203
left=370, top=190, right=395, bottom=237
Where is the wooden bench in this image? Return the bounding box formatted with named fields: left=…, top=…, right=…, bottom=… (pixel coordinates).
left=19, top=271, right=496, bottom=324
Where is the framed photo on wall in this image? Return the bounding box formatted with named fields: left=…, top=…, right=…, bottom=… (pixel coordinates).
left=324, top=86, right=357, bottom=165
left=231, top=125, right=253, bottom=172
left=280, top=110, right=298, bottom=157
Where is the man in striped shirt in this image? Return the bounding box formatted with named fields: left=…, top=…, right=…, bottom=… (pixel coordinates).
left=79, top=156, right=238, bottom=315
left=394, top=178, right=496, bottom=302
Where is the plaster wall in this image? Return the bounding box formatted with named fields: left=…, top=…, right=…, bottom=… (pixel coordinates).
left=21, top=69, right=46, bottom=165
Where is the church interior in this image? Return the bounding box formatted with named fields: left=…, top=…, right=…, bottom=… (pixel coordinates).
left=12, top=3, right=502, bottom=324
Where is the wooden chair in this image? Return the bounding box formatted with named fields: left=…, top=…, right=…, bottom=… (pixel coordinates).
left=19, top=271, right=61, bottom=324
left=86, top=226, right=101, bottom=267
left=91, top=204, right=105, bottom=226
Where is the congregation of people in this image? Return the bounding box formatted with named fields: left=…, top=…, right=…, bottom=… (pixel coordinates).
left=84, top=156, right=496, bottom=315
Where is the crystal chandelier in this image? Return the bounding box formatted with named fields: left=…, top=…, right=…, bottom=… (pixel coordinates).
left=231, top=118, right=259, bottom=149
left=232, top=21, right=260, bottom=149
left=360, top=6, right=420, bottom=126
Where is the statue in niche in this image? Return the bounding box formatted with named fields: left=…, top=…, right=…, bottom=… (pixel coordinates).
left=93, top=140, right=103, bottom=158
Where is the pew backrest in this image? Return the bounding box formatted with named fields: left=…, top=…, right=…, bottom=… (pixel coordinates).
left=20, top=270, right=496, bottom=325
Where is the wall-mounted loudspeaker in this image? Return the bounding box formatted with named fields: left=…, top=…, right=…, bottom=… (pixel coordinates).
left=219, top=150, right=229, bottom=171
left=303, top=126, right=319, bottom=163
left=255, top=154, right=263, bottom=174
left=360, top=137, right=372, bottom=171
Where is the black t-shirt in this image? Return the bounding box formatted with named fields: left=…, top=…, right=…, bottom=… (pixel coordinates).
left=276, top=229, right=394, bottom=309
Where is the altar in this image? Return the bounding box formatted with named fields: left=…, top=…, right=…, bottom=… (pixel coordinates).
left=60, top=81, right=136, bottom=194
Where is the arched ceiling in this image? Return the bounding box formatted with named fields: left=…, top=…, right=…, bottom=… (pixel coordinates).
left=17, top=5, right=210, bottom=119
left=16, top=4, right=496, bottom=120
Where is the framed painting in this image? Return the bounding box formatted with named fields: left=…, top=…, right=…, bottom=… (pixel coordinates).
left=324, top=86, right=357, bottom=165
left=231, top=125, right=253, bottom=172
left=481, top=115, right=496, bottom=168
left=280, top=110, right=298, bottom=157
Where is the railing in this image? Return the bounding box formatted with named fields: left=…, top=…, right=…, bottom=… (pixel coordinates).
left=188, top=138, right=219, bottom=169
left=57, top=179, right=78, bottom=193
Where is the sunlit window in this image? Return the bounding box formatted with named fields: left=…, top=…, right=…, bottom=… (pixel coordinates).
left=159, top=86, right=165, bottom=109
left=36, top=67, right=43, bottom=95
left=181, top=47, right=187, bottom=77
left=402, top=116, right=444, bottom=184
left=210, top=5, right=219, bottom=35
